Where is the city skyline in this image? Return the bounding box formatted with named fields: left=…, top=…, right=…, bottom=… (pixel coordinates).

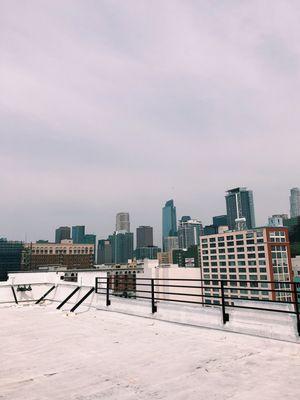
left=1, top=185, right=298, bottom=247
left=1, top=2, right=300, bottom=244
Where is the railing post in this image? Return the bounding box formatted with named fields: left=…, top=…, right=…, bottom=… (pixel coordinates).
left=220, top=280, right=229, bottom=324
left=293, top=282, right=300, bottom=336
left=151, top=279, right=157, bottom=313
left=106, top=277, right=111, bottom=306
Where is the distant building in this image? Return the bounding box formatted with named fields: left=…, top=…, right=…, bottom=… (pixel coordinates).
left=283, top=216, right=300, bottom=257
left=83, top=234, right=96, bottom=261
left=203, top=225, right=218, bottom=236
left=163, top=236, right=179, bottom=252
left=72, top=226, right=85, bottom=244
left=55, top=226, right=71, bottom=243
left=134, top=246, right=160, bottom=260
left=83, top=234, right=96, bottom=245
left=212, top=215, right=228, bottom=227
left=225, top=187, right=256, bottom=230
left=290, top=188, right=300, bottom=218
left=22, top=239, right=94, bottom=271
left=268, top=215, right=287, bottom=227
left=178, top=217, right=203, bottom=249
left=111, top=231, right=134, bottom=264
left=0, top=239, right=23, bottom=281
left=97, top=239, right=113, bottom=264
left=172, top=245, right=200, bottom=267
left=158, top=251, right=173, bottom=265
left=116, top=212, right=130, bottom=232
left=162, top=200, right=177, bottom=250
left=136, top=226, right=153, bottom=248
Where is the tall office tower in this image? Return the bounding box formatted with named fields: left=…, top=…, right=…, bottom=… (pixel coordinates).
left=178, top=217, right=203, bottom=249
left=97, top=239, right=113, bottom=264
left=55, top=226, right=71, bottom=243
left=163, top=236, right=179, bottom=252
left=162, top=199, right=177, bottom=250
left=84, top=234, right=96, bottom=261
left=225, top=187, right=256, bottom=230
left=136, top=226, right=153, bottom=248
left=111, top=231, right=134, bottom=264
left=134, top=246, right=160, bottom=260
left=116, top=212, right=130, bottom=232
left=72, top=225, right=85, bottom=244
left=83, top=234, right=96, bottom=245
left=212, top=215, right=228, bottom=227
left=290, top=188, right=300, bottom=218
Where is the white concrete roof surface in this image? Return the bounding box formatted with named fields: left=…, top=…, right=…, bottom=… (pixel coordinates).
left=0, top=304, right=299, bottom=400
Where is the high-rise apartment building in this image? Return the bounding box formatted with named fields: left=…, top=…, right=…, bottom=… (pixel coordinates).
left=72, top=226, right=85, bottom=244
left=199, top=227, right=292, bottom=305
left=136, top=226, right=153, bottom=248
left=55, top=226, right=71, bottom=243
left=116, top=212, right=130, bottom=232
left=178, top=217, right=203, bottom=249
left=290, top=188, right=300, bottom=218
left=162, top=199, right=177, bottom=250
left=225, top=187, right=256, bottom=230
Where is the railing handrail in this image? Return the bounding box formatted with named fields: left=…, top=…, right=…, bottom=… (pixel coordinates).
left=94, top=276, right=300, bottom=336
left=95, top=276, right=296, bottom=285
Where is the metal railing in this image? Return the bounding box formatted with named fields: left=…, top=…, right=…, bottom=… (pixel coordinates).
left=95, top=276, right=300, bottom=336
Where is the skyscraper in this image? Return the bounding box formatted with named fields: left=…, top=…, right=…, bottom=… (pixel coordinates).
left=136, top=226, right=153, bottom=248
left=72, top=225, right=85, bottom=244
left=116, top=212, right=130, bottom=232
left=111, top=231, right=134, bottom=264
left=162, top=199, right=177, bottom=250
left=225, top=187, right=256, bottom=230
left=97, top=239, right=113, bottom=264
left=290, top=188, right=300, bottom=218
left=178, top=217, right=203, bottom=249
left=163, top=236, right=179, bottom=252
left=55, top=226, right=71, bottom=243
left=212, top=215, right=228, bottom=227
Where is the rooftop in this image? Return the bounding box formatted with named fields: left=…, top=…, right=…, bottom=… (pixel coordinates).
left=1, top=304, right=299, bottom=400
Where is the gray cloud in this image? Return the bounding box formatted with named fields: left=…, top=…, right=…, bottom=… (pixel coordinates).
left=1, top=0, right=300, bottom=244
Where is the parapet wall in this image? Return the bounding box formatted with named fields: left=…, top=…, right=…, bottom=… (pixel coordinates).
left=1, top=271, right=299, bottom=343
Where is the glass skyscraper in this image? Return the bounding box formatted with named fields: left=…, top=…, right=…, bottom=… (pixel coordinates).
left=111, top=232, right=134, bottom=264
left=162, top=199, right=177, bottom=250
left=290, top=188, right=300, bottom=218
left=178, top=217, right=203, bottom=249
left=136, top=226, right=153, bottom=248
left=55, top=226, right=71, bottom=243
left=72, top=225, right=85, bottom=244
left=225, top=187, right=256, bottom=230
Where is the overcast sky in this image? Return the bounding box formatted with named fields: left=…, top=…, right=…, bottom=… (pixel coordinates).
left=1, top=0, right=300, bottom=244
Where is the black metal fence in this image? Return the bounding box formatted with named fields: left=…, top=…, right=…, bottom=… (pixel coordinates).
left=95, top=276, right=300, bottom=335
